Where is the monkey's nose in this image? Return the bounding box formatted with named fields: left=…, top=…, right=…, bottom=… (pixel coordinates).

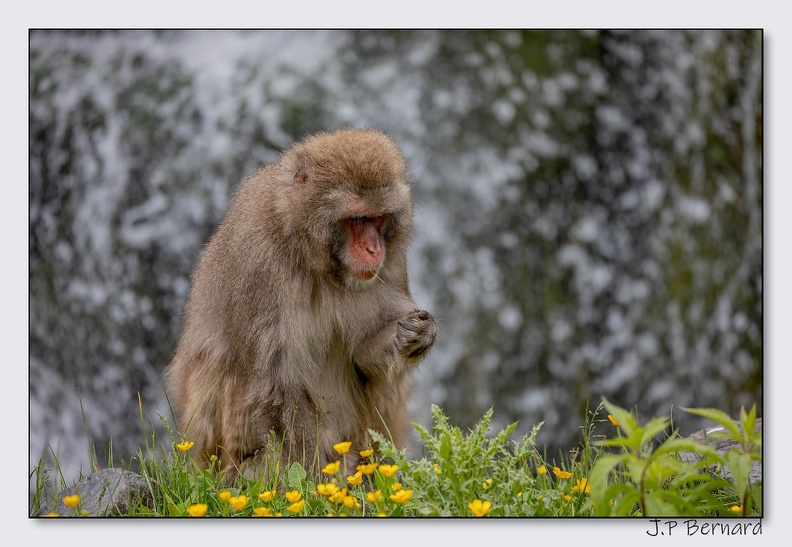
left=366, top=240, right=381, bottom=255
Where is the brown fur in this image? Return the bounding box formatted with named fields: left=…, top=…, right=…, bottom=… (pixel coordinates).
left=164, top=128, right=438, bottom=480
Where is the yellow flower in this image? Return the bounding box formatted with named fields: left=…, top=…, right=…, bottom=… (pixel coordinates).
left=317, top=483, right=340, bottom=497
left=356, top=462, right=378, bottom=475
left=329, top=488, right=348, bottom=504
left=79, top=510, right=89, bottom=516
left=287, top=499, right=305, bottom=513
left=367, top=489, right=382, bottom=503
left=731, top=505, right=742, bottom=513
left=342, top=495, right=360, bottom=509
left=552, top=466, right=573, bottom=479
left=218, top=490, right=232, bottom=502
left=468, top=499, right=492, bottom=517
left=258, top=489, right=277, bottom=502
left=347, top=471, right=363, bottom=485
left=62, top=494, right=79, bottom=508
left=322, top=460, right=341, bottom=475
left=537, top=465, right=547, bottom=475
left=563, top=494, right=572, bottom=501
left=378, top=464, right=400, bottom=478
left=389, top=489, right=413, bottom=503
left=573, top=477, right=591, bottom=494
left=433, top=463, right=442, bottom=474
left=391, top=482, right=402, bottom=491
left=377, top=511, right=387, bottom=517
left=253, top=506, right=273, bottom=517
left=607, top=414, right=619, bottom=426
left=285, top=490, right=302, bottom=503
left=359, top=448, right=375, bottom=458
left=333, top=441, right=352, bottom=455
left=482, top=477, right=493, bottom=489
left=228, top=495, right=248, bottom=510
left=186, top=503, right=208, bottom=517
left=176, top=441, right=194, bottom=452
left=42, top=512, right=59, bottom=517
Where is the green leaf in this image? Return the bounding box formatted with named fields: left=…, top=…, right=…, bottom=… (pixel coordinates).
left=640, top=416, right=671, bottom=449
left=601, top=398, right=636, bottom=438
left=644, top=494, right=681, bottom=517
left=726, top=450, right=753, bottom=500
left=681, top=407, right=741, bottom=438
left=588, top=453, right=629, bottom=513
left=287, top=461, right=307, bottom=488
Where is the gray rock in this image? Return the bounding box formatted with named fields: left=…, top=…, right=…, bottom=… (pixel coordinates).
left=37, top=468, right=154, bottom=517
left=680, top=417, right=762, bottom=485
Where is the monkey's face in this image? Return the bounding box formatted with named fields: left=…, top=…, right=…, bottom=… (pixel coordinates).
left=339, top=214, right=389, bottom=282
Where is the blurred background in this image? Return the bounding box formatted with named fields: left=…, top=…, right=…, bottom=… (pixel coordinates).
left=29, top=29, right=762, bottom=493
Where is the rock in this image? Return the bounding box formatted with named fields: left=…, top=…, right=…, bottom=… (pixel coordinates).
left=37, top=468, right=154, bottom=517
left=680, top=417, right=762, bottom=485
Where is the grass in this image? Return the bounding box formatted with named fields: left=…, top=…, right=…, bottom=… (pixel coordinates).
left=30, top=398, right=762, bottom=518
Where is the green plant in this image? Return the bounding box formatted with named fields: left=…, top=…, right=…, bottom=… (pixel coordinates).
left=588, top=398, right=761, bottom=517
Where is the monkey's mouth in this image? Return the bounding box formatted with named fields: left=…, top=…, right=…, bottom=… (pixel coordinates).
left=350, top=269, right=377, bottom=281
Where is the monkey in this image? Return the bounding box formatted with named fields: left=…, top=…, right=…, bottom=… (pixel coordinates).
left=164, top=128, right=438, bottom=482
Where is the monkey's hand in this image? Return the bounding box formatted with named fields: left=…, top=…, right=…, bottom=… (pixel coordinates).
left=396, top=310, right=439, bottom=363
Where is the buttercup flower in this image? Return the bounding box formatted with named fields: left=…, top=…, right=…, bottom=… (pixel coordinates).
left=317, top=483, right=340, bottom=497
left=62, top=494, right=79, bottom=508
left=253, top=506, right=273, bottom=517
left=482, top=478, right=493, bottom=489
left=258, top=489, right=277, bottom=502
left=186, top=503, right=208, bottom=517
left=573, top=477, right=591, bottom=494
left=537, top=465, right=547, bottom=475
left=347, top=471, right=363, bottom=485
left=285, top=490, right=302, bottom=503
left=389, top=489, right=413, bottom=503
left=329, top=488, right=348, bottom=504
left=391, top=482, right=402, bottom=491
left=359, top=448, right=375, bottom=458
left=433, top=463, right=442, bottom=474
left=176, top=441, right=194, bottom=452
left=367, top=489, right=382, bottom=503
left=342, top=495, right=360, bottom=509
left=322, top=461, right=341, bottom=475
left=468, top=499, right=492, bottom=517
left=552, top=466, right=573, bottom=479
left=333, top=441, right=352, bottom=455
left=228, top=495, right=248, bottom=510
left=378, top=464, right=400, bottom=478
left=218, top=490, right=232, bottom=502
left=356, top=462, right=377, bottom=475
left=287, top=500, right=306, bottom=513
left=731, top=505, right=742, bottom=513
left=607, top=414, right=619, bottom=426
left=563, top=494, right=572, bottom=501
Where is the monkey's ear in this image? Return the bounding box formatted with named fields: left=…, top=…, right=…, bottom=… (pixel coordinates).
left=293, top=156, right=310, bottom=186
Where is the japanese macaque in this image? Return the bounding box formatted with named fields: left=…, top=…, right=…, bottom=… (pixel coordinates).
left=165, top=128, right=438, bottom=481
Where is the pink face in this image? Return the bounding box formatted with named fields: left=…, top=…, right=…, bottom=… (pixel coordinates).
left=342, top=215, right=389, bottom=280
